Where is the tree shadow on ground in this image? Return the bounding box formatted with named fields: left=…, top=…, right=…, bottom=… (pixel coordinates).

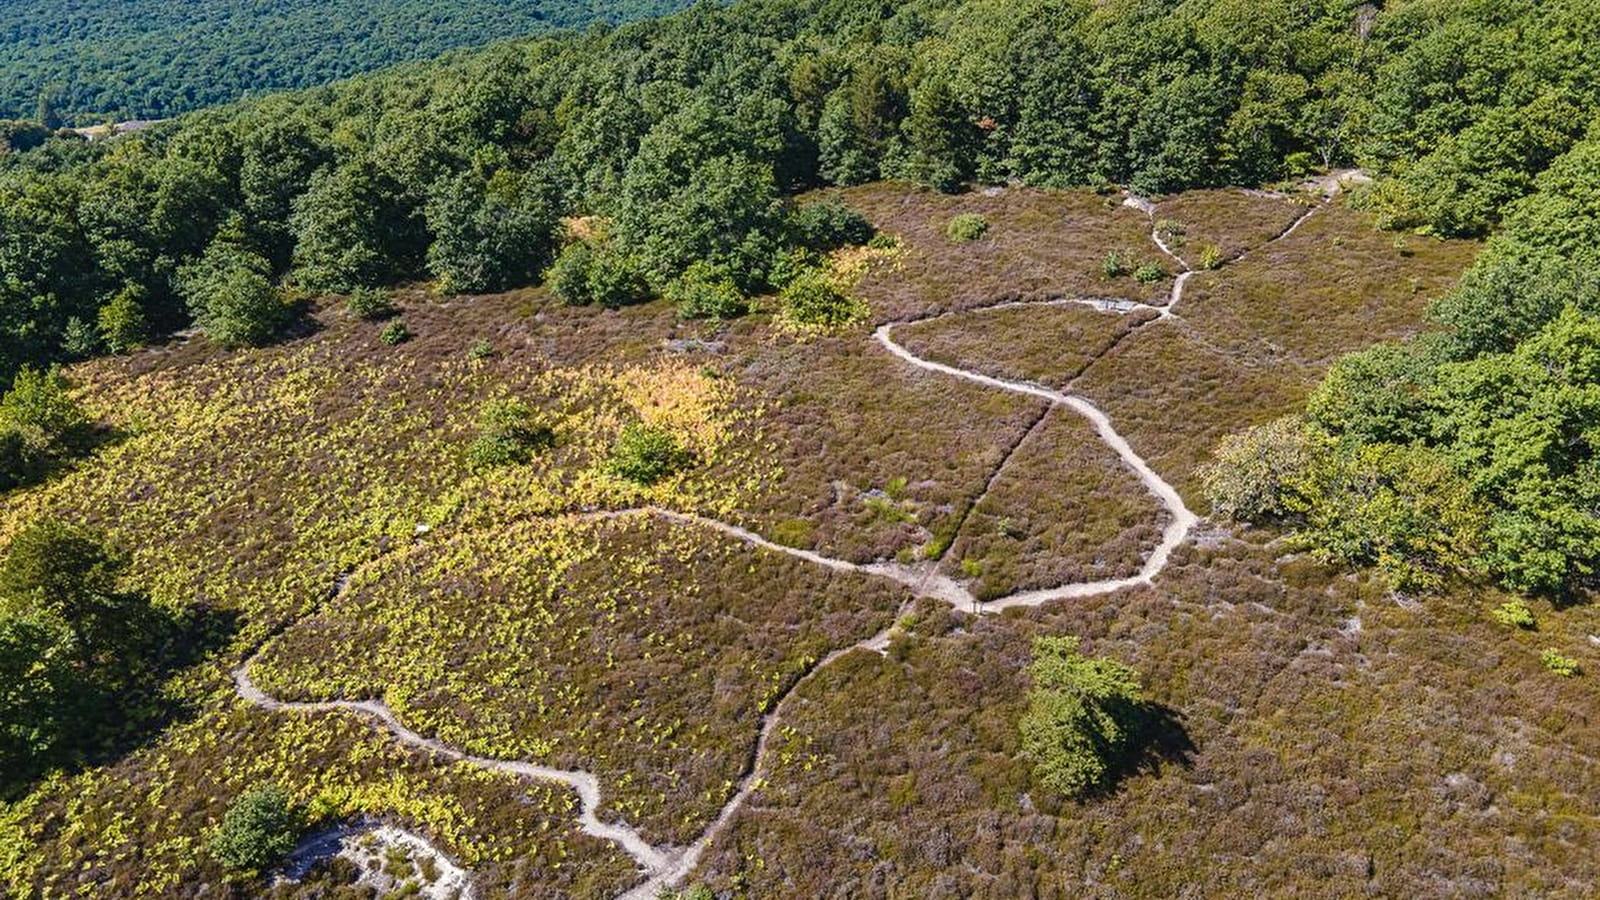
left=1094, top=700, right=1197, bottom=798
left=0, top=600, right=240, bottom=799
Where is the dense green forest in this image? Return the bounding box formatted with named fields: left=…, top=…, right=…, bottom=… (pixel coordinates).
left=0, top=0, right=693, bottom=124
left=2, top=0, right=1599, bottom=599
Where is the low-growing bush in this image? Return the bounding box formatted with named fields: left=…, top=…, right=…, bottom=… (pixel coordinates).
left=1101, top=249, right=1130, bottom=277
left=1540, top=648, right=1580, bottom=677
left=607, top=423, right=692, bottom=485
left=946, top=213, right=989, bottom=242
left=791, top=200, right=874, bottom=250
left=778, top=270, right=867, bottom=330
left=546, top=241, right=652, bottom=308
left=666, top=262, right=747, bottom=320
left=1490, top=600, right=1536, bottom=629
left=1019, top=635, right=1147, bottom=798
left=467, top=400, right=552, bottom=469
left=378, top=321, right=411, bottom=345
left=1133, top=262, right=1168, bottom=283
left=346, top=286, right=397, bottom=321
left=210, top=784, right=302, bottom=873
left=1198, top=244, right=1224, bottom=270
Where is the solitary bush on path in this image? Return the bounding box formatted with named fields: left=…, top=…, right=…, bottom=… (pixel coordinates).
left=209, top=784, right=302, bottom=873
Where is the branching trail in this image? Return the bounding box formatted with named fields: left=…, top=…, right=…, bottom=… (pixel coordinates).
left=242, top=186, right=1333, bottom=898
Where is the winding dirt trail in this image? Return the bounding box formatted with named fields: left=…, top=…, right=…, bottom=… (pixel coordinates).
left=239, top=185, right=1332, bottom=898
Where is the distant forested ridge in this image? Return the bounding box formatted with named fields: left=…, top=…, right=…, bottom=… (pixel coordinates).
left=0, top=0, right=693, bottom=124
left=2, top=0, right=1597, bottom=388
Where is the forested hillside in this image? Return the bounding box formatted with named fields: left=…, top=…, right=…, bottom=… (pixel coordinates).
left=0, top=0, right=692, bottom=124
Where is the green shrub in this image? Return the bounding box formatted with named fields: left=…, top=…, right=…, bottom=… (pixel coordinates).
left=346, top=286, right=396, bottom=321
left=666, top=262, right=747, bottom=320
left=791, top=200, right=874, bottom=250
left=467, top=400, right=552, bottom=469
left=182, top=243, right=290, bottom=348
left=1200, top=416, right=1322, bottom=522
left=945, top=213, right=989, bottom=242
left=545, top=241, right=651, bottom=308
left=766, top=247, right=822, bottom=291
left=545, top=241, right=595, bottom=305
left=209, top=784, right=302, bottom=873
left=867, top=233, right=901, bottom=251
left=607, top=424, right=692, bottom=486
left=1197, top=244, right=1224, bottom=270
left=0, top=427, right=27, bottom=490
left=778, top=270, right=867, bottom=329
left=97, top=285, right=149, bottom=354
left=60, top=317, right=98, bottom=359
left=1540, top=648, right=1580, bottom=677
left=1133, top=262, right=1168, bottom=283
left=378, top=321, right=410, bottom=345
left=1019, top=635, right=1146, bottom=798
left=467, top=339, right=495, bottom=361
left=1101, top=249, right=1130, bottom=277
left=1490, top=600, right=1536, bottom=629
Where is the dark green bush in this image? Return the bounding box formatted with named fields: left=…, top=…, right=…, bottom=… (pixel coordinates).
left=467, top=400, right=553, bottom=469
left=545, top=242, right=651, bottom=308
left=778, top=270, right=865, bottom=329
left=378, top=321, right=411, bottom=345
left=791, top=200, right=874, bottom=250
left=209, top=784, right=302, bottom=873
left=607, top=423, right=692, bottom=485
left=345, top=286, right=397, bottom=321
left=97, top=285, right=150, bottom=354
left=665, top=262, right=747, bottom=320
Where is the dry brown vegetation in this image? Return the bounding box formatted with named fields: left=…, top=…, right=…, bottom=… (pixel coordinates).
left=832, top=183, right=1168, bottom=321
left=252, top=513, right=907, bottom=845
left=1151, top=188, right=1311, bottom=266
left=937, top=406, right=1167, bottom=600
left=1172, top=203, right=1479, bottom=367
left=713, top=325, right=1044, bottom=563
left=891, top=302, right=1160, bottom=388
left=696, top=538, right=1600, bottom=899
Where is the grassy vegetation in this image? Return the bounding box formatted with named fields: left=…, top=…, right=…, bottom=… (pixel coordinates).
left=892, top=302, right=1160, bottom=388
left=695, top=538, right=1600, bottom=897
left=252, top=513, right=906, bottom=844
left=939, top=408, right=1166, bottom=600
left=1149, top=189, right=1311, bottom=267
left=1174, top=204, right=1479, bottom=367
left=832, top=184, right=1167, bottom=322
left=714, top=325, right=1042, bottom=564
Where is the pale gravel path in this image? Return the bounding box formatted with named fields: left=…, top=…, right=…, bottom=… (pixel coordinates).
left=236, top=183, right=1336, bottom=898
